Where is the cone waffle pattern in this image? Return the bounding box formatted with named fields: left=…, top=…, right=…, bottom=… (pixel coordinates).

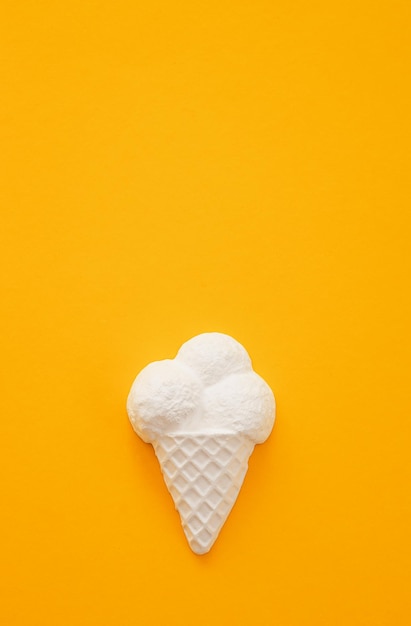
left=153, top=433, right=255, bottom=554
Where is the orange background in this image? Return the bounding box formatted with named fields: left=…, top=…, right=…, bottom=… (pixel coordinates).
left=1, top=1, right=410, bottom=624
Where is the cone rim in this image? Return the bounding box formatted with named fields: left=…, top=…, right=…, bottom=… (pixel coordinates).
left=153, top=430, right=253, bottom=440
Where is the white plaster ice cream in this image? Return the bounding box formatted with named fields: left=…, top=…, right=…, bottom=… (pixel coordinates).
left=127, top=332, right=275, bottom=554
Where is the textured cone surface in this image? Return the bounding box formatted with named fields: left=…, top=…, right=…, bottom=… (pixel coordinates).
left=153, top=433, right=255, bottom=554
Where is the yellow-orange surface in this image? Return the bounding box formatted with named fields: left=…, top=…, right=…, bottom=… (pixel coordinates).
left=1, top=2, right=410, bottom=625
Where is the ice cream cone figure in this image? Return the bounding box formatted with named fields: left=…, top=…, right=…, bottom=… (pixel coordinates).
left=127, top=333, right=276, bottom=554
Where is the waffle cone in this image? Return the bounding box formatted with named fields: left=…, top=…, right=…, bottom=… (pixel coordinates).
left=153, top=433, right=255, bottom=554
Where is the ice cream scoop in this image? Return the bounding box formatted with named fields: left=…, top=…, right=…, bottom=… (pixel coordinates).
left=127, top=332, right=276, bottom=554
